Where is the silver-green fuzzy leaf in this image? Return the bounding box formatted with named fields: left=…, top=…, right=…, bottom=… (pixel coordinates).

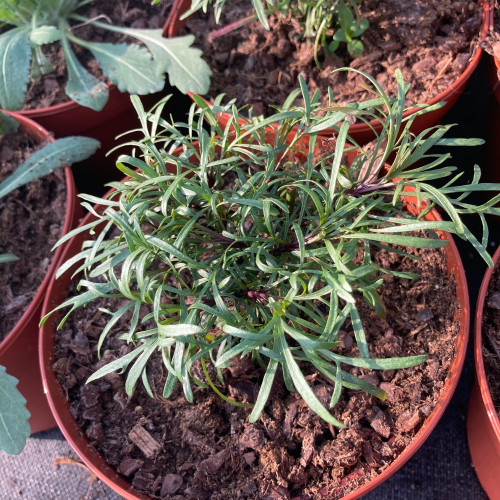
left=0, top=137, right=100, bottom=198
left=62, top=37, right=108, bottom=111
left=30, top=25, right=61, bottom=45
left=0, top=253, right=19, bottom=263
left=85, top=41, right=164, bottom=95
left=117, top=30, right=212, bottom=94
left=0, top=366, right=30, bottom=455
left=0, top=27, right=30, bottom=110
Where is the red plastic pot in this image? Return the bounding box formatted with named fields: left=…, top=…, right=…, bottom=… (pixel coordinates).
left=467, top=245, right=500, bottom=499
left=40, top=173, right=469, bottom=499
left=0, top=112, right=81, bottom=434
left=166, top=0, right=490, bottom=145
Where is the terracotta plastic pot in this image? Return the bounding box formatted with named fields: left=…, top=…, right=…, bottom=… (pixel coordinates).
left=467, top=245, right=500, bottom=499
left=166, top=0, right=490, bottom=145
left=0, top=111, right=81, bottom=434
left=40, top=173, right=469, bottom=498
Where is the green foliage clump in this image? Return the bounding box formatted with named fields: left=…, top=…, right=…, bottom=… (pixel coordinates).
left=45, top=69, right=499, bottom=425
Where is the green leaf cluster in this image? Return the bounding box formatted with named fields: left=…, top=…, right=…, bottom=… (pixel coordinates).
left=0, top=0, right=212, bottom=111
left=181, top=0, right=369, bottom=61
left=44, top=69, right=500, bottom=426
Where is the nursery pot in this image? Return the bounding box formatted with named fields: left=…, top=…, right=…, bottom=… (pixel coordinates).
left=40, top=172, right=469, bottom=498
left=166, top=0, right=490, bottom=145
left=467, top=245, right=500, bottom=499
left=0, top=112, right=81, bottom=434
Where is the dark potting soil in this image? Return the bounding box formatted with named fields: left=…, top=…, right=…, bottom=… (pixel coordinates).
left=183, top=0, right=483, bottom=117
left=21, top=0, right=173, bottom=110
left=481, top=264, right=500, bottom=420
left=52, top=243, right=459, bottom=499
left=0, top=131, right=66, bottom=340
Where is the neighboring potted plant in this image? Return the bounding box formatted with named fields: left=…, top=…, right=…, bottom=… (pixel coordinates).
left=0, top=0, right=212, bottom=193
left=0, top=110, right=99, bottom=433
left=40, top=72, right=499, bottom=499
left=166, top=0, right=490, bottom=144
left=0, top=0, right=211, bottom=114
left=467, top=245, right=500, bottom=499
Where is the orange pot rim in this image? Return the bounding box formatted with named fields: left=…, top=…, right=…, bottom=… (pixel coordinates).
left=40, top=150, right=470, bottom=499
left=166, top=0, right=491, bottom=137
left=0, top=111, right=77, bottom=355
left=474, top=245, right=500, bottom=440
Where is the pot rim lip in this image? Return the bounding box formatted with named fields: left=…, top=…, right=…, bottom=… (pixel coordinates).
left=39, top=164, right=470, bottom=500
left=166, top=0, right=490, bottom=135
left=474, top=244, right=500, bottom=438
left=0, top=111, right=77, bottom=356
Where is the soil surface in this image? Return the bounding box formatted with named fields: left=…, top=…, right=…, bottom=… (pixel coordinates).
left=481, top=263, right=500, bottom=420
left=183, top=0, right=483, bottom=117
left=52, top=243, right=459, bottom=499
left=21, top=0, right=173, bottom=110
left=0, top=130, right=66, bottom=340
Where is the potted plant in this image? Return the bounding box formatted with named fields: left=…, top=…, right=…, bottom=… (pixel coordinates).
left=40, top=71, right=499, bottom=498
left=0, top=0, right=211, bottom=117
left=0, top=0, right=213, bottom=193
left=0, top=110, right=99, bottom=434
left=467, top=245, right=500, bottom=499
left=166, top=0, right=490, bottom=144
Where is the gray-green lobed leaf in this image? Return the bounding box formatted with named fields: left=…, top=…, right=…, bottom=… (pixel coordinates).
left=0, top=366, right=30, bottom=455
left=62, top=36, right=108, bottom=111
left=82, top=41, right=165, bottom=95
left=0, top=136, right=100, bottom=199
left=117, top=30, right=212, bottom=94
left=0, top=27, right=30, bottom=110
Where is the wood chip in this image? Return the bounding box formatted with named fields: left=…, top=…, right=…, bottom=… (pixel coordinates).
left=128, top=424, right=161, bottom=458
